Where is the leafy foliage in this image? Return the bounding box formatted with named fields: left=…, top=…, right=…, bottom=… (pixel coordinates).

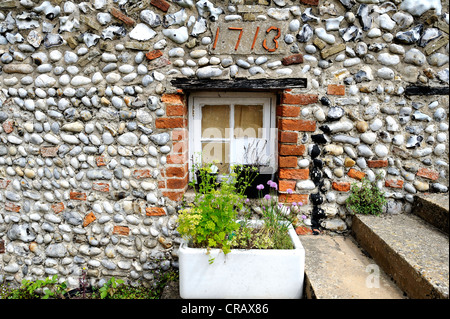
left=345, top=176, right=387, bottom=216
left=178, top=164, right=297, bottom=262
left=5, top=275, right=67, bottom=299
left=178, top=163, right=247, bottom=257
left=1, top=268, right=179, bottom=300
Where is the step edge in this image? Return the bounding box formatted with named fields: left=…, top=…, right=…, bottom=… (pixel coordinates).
left=351, top=214, right=449, bottom=299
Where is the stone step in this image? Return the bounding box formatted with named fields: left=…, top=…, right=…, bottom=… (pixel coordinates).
left=412, top=194, right=449, bottom=235
left=352, top=213, right=449, bottom=299
left=300, top=234, right=406, bottom=299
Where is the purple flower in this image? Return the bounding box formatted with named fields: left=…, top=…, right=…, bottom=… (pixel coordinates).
left=298, top=201, right=303, bottom=206
left=287, top=188, right=293, bottom=194
left=267, top=180, right=273, bottom=185
left=264, top=194, right=271, bottom=200
left=245, top=198, right=250, bottom=203
left=269, top=181, right=278, bottom=189
left=256, top=184, right=264, bottom=190
left=301, top=215, right=307, bottom=220
left=292, top=202, right=297, bottom=206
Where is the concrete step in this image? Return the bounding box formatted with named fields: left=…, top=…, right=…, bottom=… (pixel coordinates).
left=412, top=194, right=449, bottom=235
left=300, top=234, right=406, bottom=299
left=352, top=213, right=449, bottom=299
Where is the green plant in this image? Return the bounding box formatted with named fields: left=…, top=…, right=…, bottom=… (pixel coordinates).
left=7, top=275, right=67, bottom=299
left=249, top=180, right=295, bottom=250
left=178, top=169, right=300, bottom=262
left=346, top=176, right=387, bottom=216
left=178, top=162, right=259, bottom=262
left=233, top=164, right=260, bottom=196
left=98, top=277, right=125, bottom=299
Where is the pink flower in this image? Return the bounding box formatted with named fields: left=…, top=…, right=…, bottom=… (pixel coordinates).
left=287, top=188, right=293, bottom=194
left=256, top=184, right=264, bottom=190
left=298, top=202, right=303, bottom=206
left=264, top=194, right=271, bottom=200
left=301, top=215, right=307, bottom=220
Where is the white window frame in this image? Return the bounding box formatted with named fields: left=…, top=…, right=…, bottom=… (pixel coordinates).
left=188, top=91, right=277, bottom=180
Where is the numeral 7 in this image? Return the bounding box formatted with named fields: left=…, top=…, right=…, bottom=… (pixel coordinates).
left=228, top=27, right=244, bottom=51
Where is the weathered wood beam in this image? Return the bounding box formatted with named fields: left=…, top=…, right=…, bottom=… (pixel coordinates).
left=405, top=86, right=449, bottom=96
left=171, top=78, right=307, bottom=90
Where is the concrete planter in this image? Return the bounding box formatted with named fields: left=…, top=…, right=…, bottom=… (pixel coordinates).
left=178, top=222, right=305, bottom=299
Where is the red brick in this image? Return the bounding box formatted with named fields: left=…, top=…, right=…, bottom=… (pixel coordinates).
left=162, top=93, right=184, bottom=105
left=150, top=0, right=170, bottom=12
left=416, top=167, right=439, bottom=181
left=279, top=144, right=305, bottom=156
left=2, top=120, right=13, bottom=134
left=278, top=119, right=316, bottom=132
left=347, top=168, right=365, bottom=180
left=278, top=193, right=308, bottom=204
left=279, top=156, right=298, bottom=168
left=279, top=169, right=309, bottom=180
left=166, top=104, right=186, bottom=116
left=296, top=225, right=313, bottom=235
left=282, top=54, right=303, bottom=66
left=300, top=0, right=319, bottom=5
left=167, top=153, right=188, bottom=164
left=92, top=182, right=110, bottom=192
left=276, top=105, right=301, bottom=117
left=96, top=156, right=106, bottom=167
left=367, top=160, right=388, bottom=168
left=385, top=179, right=404, bottom=189
left=327, top=84, right=345, bottom=96
left=172, top=129, right=187, bottom=141
left=40, top=146, right=59, bottom=158
left=83, top=212, right=96, bottom=227
left=70, top=191, right=86, bottom=201
left=332, top=181, right=351, bottom=192
left=155, top=118, right=186, bottom=129
left=5, top=202, right=20, bottom=212
left=0, top=179, right=11, bottom=189
left=167, top=176, right=188, bottom=189
left=172, top=140, right=187, bottom=154
left=163, top=191, right=185, bottom=201
left=110, top=7, right=135, bottom=26
left=279, top=180, right=296, bottom=192
left=279, top=131, right=298, bottom=143
left=145, top=49, right=163, bottom=61
left=146, top=207, right=166, bottom=216
left=281, top=93, right=318, bottom=105
left=51, top=202, right=65, bottom=214
left=165, top=166, right=188, bottom=178
left=113, top=226, right=129, bottom=236
left=133, top=169, right=152, bottom=179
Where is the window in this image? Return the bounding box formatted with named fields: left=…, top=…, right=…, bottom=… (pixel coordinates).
left=188, top=92, right=277, bottom=179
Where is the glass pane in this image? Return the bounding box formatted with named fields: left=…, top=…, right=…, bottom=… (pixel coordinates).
left=234, top=104, right=263, bottom=138
left=202, top=142, right=230, bottom=174
left=201, top=105, right=230, bottom=139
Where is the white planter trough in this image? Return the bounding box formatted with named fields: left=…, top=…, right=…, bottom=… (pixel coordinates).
left=178, top=222, right=305, bottom=299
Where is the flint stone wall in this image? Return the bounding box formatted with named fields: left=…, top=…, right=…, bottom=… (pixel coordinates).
left=0, top=0, right=448, bottom=288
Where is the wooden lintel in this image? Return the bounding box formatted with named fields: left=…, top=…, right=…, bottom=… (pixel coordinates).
left=170, top=78, right=307, bottom=91
left=405, top=86, right=449, bottom=96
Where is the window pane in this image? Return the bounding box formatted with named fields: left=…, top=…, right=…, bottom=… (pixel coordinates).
left=202, top=142, right=230, bottom=174
left=234, top=104, right=263, bottom=138
left=201, top=105, right=230, bottom=139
